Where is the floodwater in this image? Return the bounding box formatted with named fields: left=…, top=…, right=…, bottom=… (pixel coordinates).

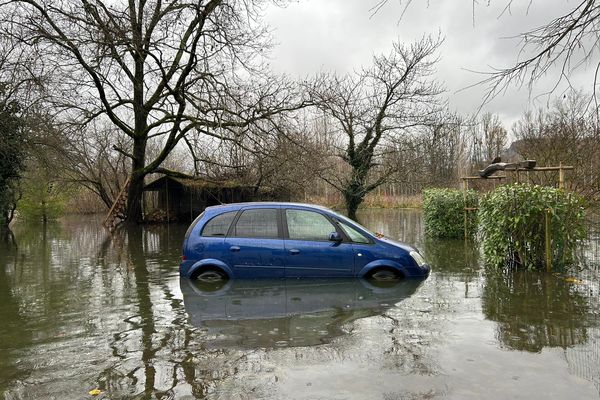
left=0, top=209, right=599, bottom=399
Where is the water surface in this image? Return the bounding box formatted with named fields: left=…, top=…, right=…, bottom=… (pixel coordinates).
left=0, top=210, right=599, bottom=399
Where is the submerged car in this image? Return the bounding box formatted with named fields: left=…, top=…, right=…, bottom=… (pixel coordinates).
left=180, top=202, right=430, bottom=281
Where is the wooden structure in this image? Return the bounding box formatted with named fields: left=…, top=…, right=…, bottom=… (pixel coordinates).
left=143, top=176, right=285, bottom=222
left=102, top=174, right=290, bottom=230
left=103, top=177, right=130, bottom=232
left=462, top=162, right=574, bottom=271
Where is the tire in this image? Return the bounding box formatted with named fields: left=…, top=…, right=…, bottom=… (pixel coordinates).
left=193, top=268, right=228, bottom=283
left=367, top=268, right=402, bottom=282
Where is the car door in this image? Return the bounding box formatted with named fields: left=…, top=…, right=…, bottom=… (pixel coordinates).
left=283, top=208, right=355, bottom=278
left=224, top=207, right=285, bottom=278
left=334, top=218, right=377, bottom=274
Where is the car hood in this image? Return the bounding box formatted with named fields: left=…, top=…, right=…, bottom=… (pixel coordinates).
left=378, top=237, right=416, bottom=253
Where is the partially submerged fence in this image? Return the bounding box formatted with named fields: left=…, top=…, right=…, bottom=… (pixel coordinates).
left=460, top=162, right=578, bottom=271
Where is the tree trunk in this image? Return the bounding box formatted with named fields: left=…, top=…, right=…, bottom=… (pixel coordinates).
left=126, top=49, right=148, bottom=224
left=344, top=161, right=370, bottom=221
left=1, top=199, right=17, bottom=229
left=345, top=193, right=361, bottom=221
left=126, top=172, right=145, bottom=223
left=344, top=182, right=366, bottom=222
left=0, top=217, right=9, bottom=231
left=126, top=137, right=147, bottom=223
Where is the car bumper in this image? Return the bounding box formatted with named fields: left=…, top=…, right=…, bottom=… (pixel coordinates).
left=179, top=260, right=196, bottom=277
left=414, top=263, right=431, bottom=278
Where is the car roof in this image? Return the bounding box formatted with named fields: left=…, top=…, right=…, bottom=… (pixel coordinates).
left=205, top=202, right=333, bottom=213
left=199, top=201, right=376, bottom=239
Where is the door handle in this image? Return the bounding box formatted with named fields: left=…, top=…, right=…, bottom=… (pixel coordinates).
left=230, top=246, right=241, bottom=252
left=289, top=249, right=300, bottom=255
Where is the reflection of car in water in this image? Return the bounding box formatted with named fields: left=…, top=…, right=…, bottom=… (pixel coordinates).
left=180, top=278, right=424, bottom=348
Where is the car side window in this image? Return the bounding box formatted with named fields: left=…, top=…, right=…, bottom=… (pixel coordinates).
left=201, top=211, right=237, bottom=237
left=337, top=220, right=371, bottom=244
left=286, top=209, right=336, bottom=241
left=232, top=208, right=279, bottom=239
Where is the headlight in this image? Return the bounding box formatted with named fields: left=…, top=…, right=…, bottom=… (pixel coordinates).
left=410, top=251, right=427, bottom=267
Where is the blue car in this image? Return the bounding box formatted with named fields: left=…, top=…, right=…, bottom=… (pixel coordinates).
left=180, top=202, right=430, bottom=281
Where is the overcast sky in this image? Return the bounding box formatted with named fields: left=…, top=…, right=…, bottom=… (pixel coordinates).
left=263, top=0, right=593, bottom=131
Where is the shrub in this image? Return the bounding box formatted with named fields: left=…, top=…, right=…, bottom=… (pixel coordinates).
left=423, top=188, right=478, bottom=238
left=17, top=173, right=71, bottom=221
left=479, top=184, right=586, bottom=270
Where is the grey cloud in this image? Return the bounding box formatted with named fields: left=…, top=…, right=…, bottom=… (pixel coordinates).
left=263, top=0, right=595, bottom=126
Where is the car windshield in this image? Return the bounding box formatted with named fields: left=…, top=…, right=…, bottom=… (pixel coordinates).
left=328, top=210, right=375, bottom=237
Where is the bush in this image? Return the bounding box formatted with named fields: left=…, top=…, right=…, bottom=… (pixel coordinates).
left=479, top=184, right=586, bottom=270
left=423, top=188, right=478, bottom=238
left=17, top=174, right=70, bottom=221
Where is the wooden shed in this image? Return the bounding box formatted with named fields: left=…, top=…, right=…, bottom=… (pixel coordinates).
left=143, top=176, right=259, bottom=222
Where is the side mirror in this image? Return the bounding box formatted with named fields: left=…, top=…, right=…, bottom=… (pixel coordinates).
left=329, top=232, right=343, bottom=242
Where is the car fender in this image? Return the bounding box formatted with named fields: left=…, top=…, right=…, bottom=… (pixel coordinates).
left=187, top=258, right=234, bottom=279
left=357, top=259, right=409, bottom=278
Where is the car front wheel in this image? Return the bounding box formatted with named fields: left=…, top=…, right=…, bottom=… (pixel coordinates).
left=194, top=268, right=228, bottom=282
left=368, top=268, right=401, bottom=282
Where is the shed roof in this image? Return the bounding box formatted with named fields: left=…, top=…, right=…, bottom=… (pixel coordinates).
left=144, top=175, right=253, bottom=191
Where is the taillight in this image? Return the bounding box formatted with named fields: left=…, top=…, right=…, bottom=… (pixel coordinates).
left=181, top=254, right=187, bottom=261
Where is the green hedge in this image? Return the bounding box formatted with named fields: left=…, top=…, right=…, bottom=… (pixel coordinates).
left=479, top=184, right=585, bottom=270
left=423, top=188, right=478, bottom=238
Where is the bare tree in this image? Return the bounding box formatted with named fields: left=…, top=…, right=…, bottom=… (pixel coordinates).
left=481, top=113, right=507, bottom=162
left=1, top=0, right=304, bottom=223
left=375, top=1, right=600, bottom=106
left=470, top=112, right=507, bottom=166
left=61, top=120, right=131, bottom=208
left=513, top=90, right=600, bottom=198
left=478, top=0, right=600, bottom=104
left=308, top=36, right=443, bottom=220
left=188, top=111, right=322, bottom=198
left=419, top=113, right=470, bottom=187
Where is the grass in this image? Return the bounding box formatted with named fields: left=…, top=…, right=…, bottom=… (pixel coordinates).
left=362, top=194, right=423, bottom=209
left=305, top=193, right=423, bottom=210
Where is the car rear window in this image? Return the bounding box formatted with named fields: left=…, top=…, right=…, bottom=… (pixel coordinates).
left=185, top=211, right=204, bottom=240
left=231, top=208, right=279, bottom=239
left=201, top=211, right=237, bottom=237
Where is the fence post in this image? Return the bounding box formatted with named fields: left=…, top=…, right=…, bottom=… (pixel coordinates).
left=545, top=208, right=552, bottom=272
left=463, top=179, right=468, bottom=240
left=559, top=162, right=565, bottom=189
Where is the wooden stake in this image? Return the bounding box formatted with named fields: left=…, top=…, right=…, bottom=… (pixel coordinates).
left=545, top=208, right=552, bottom=272
left=463, top=179, right=468, bottom=240
left=559, top=162, right=565, bottom=189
